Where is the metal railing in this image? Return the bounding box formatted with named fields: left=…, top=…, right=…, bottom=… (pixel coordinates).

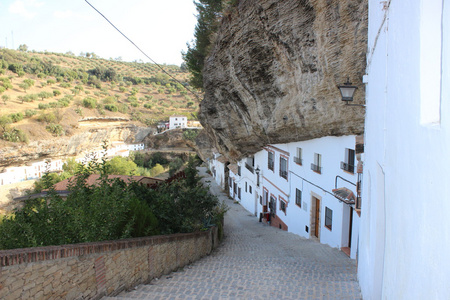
left=294, top=156, right=302, bottom=165
left=245, top=163, right=254, bottom=173
left=340, top=161, right=355, bottom=173
left=311, top=163, right=322, bottom=173
left=279, top=170, right=288, bottom=179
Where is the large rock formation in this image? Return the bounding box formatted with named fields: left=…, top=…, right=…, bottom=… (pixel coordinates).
left=200, top=0, right=367, bottom=161
left=0, top=124, right=153, bottom=168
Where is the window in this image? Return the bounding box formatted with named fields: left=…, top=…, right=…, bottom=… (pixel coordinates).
left=341, top=148, right=355, bottom=173
left=269, top=195, right=277, bottom=215
left=245, top=156, right=255, bottom=173
left=238, top=187, right=241, bottom=200
left=238, top=166, right=241, bottom=176
left=294, top=147, right=302, bottom=165
left=280, top=156, right=288, bottom=179
left=311, top=153, right=322, bottom=173
left=268, top=151, right=274, bottom=171
left=295, top=189, right=302, bottom=208
left=245, top=181, right=248, bottom=193
left=249, top=185, right=252, bottom=194
left=263, top=189, right=268, bottom=206
left=280, top=199, right=286, bottom=214
left=325, top=207, right=332, bottom=230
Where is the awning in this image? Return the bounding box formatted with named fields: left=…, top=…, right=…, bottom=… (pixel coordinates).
left=332, top=187, right=356, bottom=204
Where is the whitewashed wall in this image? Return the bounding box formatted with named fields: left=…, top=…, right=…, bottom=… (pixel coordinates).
left=236, top=136, right=360, bottom=257
left=359, top=0, right=450, bottom=299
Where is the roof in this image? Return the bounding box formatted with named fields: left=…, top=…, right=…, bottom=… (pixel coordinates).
left=217, top=156, right=228, bottom=163
left=332, top=187, right=356, bottom=204
left=227, top=164, right=239, bottom=175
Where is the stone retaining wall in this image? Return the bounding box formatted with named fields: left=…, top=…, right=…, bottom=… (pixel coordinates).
left=0, top=227, right=219, bottom=299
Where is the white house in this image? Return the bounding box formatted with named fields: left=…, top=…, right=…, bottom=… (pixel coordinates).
left=128, top=143, right=145, bottom=151
left=358, top=0, right=450, bottom=299
left=169, top=115, right=187, bottom=130
left=219, top=135, right=362, bottom=259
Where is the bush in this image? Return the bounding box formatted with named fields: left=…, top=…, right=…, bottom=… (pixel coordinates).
left=9, top=112, right=24, bottom=123
left=38, top=103, right=49, bottom=110
left=2, top=128, right=28, bottom=143
left=37, top=112, right=56, bottom=123
left=46, top=123, right=64, bottom=136
left=25, top=109, right=37, bottom=117
left=104, top=104, right=118, bottom=112
left=82, top=97, right=97, bottom=109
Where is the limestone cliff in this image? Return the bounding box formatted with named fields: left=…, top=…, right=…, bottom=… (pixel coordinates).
left=200, top=0, right=367, bottom=161
left=0, top=124, right=153, bottom=168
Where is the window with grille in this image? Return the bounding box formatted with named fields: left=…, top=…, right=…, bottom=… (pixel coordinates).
left=325, top=207, right=333, bottom=230
left=268, top=151, right=274, bottom=171
left=341, top=148, right=355, bottom=173
left=280, top=156, right=288, bottom=179
left=295, top=189, right=302, bottom=208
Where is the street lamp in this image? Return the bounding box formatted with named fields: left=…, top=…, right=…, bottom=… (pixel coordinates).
left=338, top=78, right=364, bottom=107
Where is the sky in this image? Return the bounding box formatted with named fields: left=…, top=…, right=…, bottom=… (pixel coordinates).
left=0, top=0, right=198, bottom=66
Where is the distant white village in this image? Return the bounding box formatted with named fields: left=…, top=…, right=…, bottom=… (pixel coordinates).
left=0, top=141, right=145, bottom=186
left=0, top=114, right=202, bottom=186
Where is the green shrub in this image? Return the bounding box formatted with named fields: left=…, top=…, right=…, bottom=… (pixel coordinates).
left=46, top=123, right=64, bottom=136
left=2, top=128, right=28, bottom=143
left=104, top=104, right=118, bottom=112
left=9, top=113, right=24, bottom=123
left=82, top=97, right=97, bottom=109
left=53, top=90, right=61, bottom=97
left=38, top=103, right=49, bottom=110
left=37, top=112, right=56, bottom=123
left=25, top=110, right=37, bottom=117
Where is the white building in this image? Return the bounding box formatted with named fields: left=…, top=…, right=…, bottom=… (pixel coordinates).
left=128, top=143, right=145, bottom=151
left=358, top=0, right=450, bottom=299
left=217, top=135, right=362, bottom=259
left=169, top=115, right=187, bottom=130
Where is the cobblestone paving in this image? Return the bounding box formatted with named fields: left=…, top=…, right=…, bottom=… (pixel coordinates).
left=104, top=167, right=361, bottom=300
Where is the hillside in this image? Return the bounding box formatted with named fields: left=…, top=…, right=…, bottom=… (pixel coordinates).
left=0, top=48, right=201, bottom=148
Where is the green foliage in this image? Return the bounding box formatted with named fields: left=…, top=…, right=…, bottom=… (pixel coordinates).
left=104, top=104, right=118, bottom=112
left=0, top=156, right=223, bottom=249
left=38, top=91, right=53, bottom=101
left=37, top=112, right=56, bottom=123
left=106, top=156, right=138, bottom=175
left=25, top=109, right=37, bottom=117
left=183, top=129, right=200, bottom=141
left=182, top=0, right=224, bottom=89
left=46, top=123, right=64, bottom=136
left=9, top=112, right=24, bottom=123
left=8, top=63, right=23, bottom=74
left=82, top=97, right=97, bottom=109
left=168, top=157, right=184, bottom=177
left=2, top=127, right=28, bottom=143
left=52, top=89, right=61, bottom=96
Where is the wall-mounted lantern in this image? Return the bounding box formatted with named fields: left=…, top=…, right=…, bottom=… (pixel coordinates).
left=338, top=78, right=364, bottom=107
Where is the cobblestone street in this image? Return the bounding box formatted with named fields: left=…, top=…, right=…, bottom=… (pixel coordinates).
left=104, top=167, right=361, bottom=300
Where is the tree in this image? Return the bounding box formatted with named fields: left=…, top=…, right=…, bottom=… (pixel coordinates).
left=0, top=115, right=12, bottom=132
left=2, top=95, right=9, bottom=105
left=106, top=156, right=138, bottom=176
left=182, top=0, right=224, bottom=89
left=18, top=44, right=28, bottom=52
left=38, top=91, right=53, bottom=101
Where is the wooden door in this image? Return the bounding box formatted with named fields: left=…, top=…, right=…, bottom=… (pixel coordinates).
left=314, top=198, right=320, bottom=238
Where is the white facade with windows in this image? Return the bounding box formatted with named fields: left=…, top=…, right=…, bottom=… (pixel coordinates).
left=358, top=0, right=450, bottom=298
left=212, top=135, right=361, bottom=259
left=169, top=115, right=187, bottom=129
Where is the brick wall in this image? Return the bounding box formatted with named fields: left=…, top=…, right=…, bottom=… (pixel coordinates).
left=0, top=227, right=219, bottom=300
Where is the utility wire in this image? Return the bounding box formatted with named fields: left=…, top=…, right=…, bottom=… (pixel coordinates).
left=84, top=0, right=202, bottom=102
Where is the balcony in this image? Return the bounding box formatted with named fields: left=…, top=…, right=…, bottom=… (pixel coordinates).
left=268, top=161, right=274, bottom=171
left=245, top=163, right=254, bottom=173
left=279, top=170, right=288, bottom=179
left=340, top=162, right=355, bottom=173
left=311, top=163, right=322, bottom=174
left=294, top=156, right=302, bottom=165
